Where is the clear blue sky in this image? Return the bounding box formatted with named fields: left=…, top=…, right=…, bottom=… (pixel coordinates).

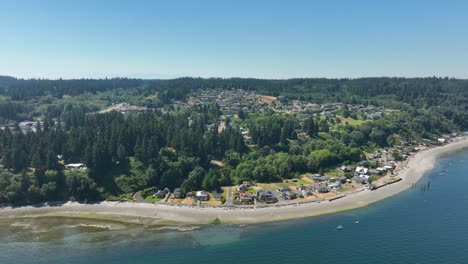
left=1, top=0, right=467, bottom=79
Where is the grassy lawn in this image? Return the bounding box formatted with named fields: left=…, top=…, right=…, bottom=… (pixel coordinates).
left=144, top=196, right=162, bottom=203
left=336, top=115, right=367, bottom=126
left=257, top=177, right=310, bottom=190
left=324, top=168, right=345, bottom=177
left=277, top=179, right=310, bottom=187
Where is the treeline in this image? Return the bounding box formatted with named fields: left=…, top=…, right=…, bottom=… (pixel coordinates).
left=0, top=78, right=144, bottom=101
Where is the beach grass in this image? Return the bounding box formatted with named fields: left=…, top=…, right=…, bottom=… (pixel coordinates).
left=144, top=196, right=162, bottom=203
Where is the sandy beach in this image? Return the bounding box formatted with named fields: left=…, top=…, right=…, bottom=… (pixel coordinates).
left=1, top=137, right=468, bottom=226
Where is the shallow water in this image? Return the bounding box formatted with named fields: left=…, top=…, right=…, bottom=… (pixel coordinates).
left=1, top=149, right=468, bottom=264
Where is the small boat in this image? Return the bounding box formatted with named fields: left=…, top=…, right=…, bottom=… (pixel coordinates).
left=336, top=225, right=344, bottom=230
left=354, top=221, right=360, bottom=224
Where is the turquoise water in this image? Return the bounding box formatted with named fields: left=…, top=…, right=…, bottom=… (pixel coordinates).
left=1, top=149, right=468, bottom=264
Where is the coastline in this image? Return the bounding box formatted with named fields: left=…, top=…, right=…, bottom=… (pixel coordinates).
left=2, top=137, right=468, bottom=226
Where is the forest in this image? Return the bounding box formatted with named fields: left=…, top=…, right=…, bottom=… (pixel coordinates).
left=0, top=76, right=466, bottom=204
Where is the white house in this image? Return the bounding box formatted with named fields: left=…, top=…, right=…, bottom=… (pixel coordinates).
left=355, top=166, right=369, bottom=175
left=196, top=191, right=210, bottom=201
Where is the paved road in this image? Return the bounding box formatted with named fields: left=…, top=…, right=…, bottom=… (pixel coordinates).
left=133, top=191, right=149, bottom=203
left=225, top=187, right=233, bottom=205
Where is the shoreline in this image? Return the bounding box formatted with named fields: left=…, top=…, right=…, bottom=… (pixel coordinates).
left=2, top=137, right=468, bottom=226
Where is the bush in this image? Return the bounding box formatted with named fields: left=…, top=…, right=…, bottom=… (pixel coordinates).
left=141, top=187, right=157, bottom=197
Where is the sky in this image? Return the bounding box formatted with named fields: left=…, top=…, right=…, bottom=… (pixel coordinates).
left=0, top=0, right=467, bottom=79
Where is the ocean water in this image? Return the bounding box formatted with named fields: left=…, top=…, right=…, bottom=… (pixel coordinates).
left=1, top=149, right=468, bottom=264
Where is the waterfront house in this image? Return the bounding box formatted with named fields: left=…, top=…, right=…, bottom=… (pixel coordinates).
left=308, top=183, right=329, bottom=193
left=281, top=191, right=297, bottom=200
left=352, top=176, right=366, bottom=184
left=296, top=185, right=313, bottom=197
left=277, top=187, right=291, bottom=193
left=328, top=182, right=341, bottom=190
left=238, top=192, right=255, bottom=203
left=256, top=189, right=278, bottom=203
left=153, top=190, right=166, bottom=199
left=196, top=191, right=210, bottom=201
left=212, top=191, right=223, bottom=201
left=173, top=188, right=183, bottom=199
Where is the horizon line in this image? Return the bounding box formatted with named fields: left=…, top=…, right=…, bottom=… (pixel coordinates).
left=2, top=74, right=467, bottom=81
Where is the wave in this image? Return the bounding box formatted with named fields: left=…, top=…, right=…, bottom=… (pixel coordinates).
left=153, top=226, right=200, bottom=232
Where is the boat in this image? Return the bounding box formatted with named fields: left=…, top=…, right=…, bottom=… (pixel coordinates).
left=336, top=225, right=344, bottom=230
left=354, top=221, right=360, bottom=224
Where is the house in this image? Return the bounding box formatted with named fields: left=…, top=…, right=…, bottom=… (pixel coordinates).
left=355, top=166, right=368, bottom=175
left=282, top=191, right=297, bottom=200
left=383, top=165, right=394, bottom=170
left=340, top=166, right=352, bottom=172
left=256, top=189, right=278, bottom=203
left=368, top=169, right=381, bottom=175
left=328, top=182, right=341, bottom=190
left=277, top=187, right=291, bottom=193
left=308, top=183, right=329, bottom=193
left=173, top=188, right=183, bottom=199
left=238, top=192, right=255, bottom=203
left=311, top=174, right=329, bottom=182
left=153, top=190, right=166, bottom=199
left=317, top=186, right=329, bottom=193
left=301, top=189, right=313, bottom=197
left=437, top=138, right=446, bottom=144
left=367, top=112, right=382, bottom=120
left=212, top=191, right=223, bottom=201
left=352, top=176, right=366, bottom=184
left=376, top=167, right=387, bottom=172
left=237, top=184, right=249, bottom=192
left=65, top=163, right=87, bottom=170
left=196, top=191, right=210, bottom=201
left=297, top=185, right=313, bottom=197
left=338, top=176, right=348, bottom=183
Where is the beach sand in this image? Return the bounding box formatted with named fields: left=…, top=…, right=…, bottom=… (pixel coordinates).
left=1, top=137, right=468, bottom=225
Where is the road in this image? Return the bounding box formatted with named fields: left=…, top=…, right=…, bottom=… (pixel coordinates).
left=225, top=187, right=233, bottom=205
left=133, top=191, right=149, bottom=203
